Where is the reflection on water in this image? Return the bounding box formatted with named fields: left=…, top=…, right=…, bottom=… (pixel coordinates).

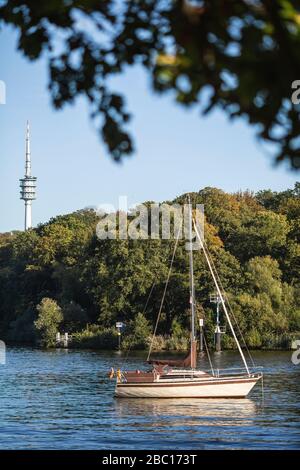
left=0, top=348, right=299, bottom=449
left=115, top=398, right=257, bottom=428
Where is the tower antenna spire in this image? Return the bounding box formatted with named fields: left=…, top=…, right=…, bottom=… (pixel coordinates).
left=20, top=121, right=37, bottom=230
left=25, top=120, right=31, bottom=177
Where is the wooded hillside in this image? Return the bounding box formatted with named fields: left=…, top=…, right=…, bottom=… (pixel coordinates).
left=0, top=185, right=299, bottom=350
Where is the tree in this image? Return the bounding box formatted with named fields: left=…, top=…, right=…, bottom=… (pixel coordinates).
left=246, top=256, right=283, bottom=306
left=62, top=301, right=88, bottom=333
left=34, top=297, right=63, bottom=347
left=256, top=183, right=300, bottom=211
left=1, top=1, right=300, bottom=167
left=240, top=257, right=290, bottom=335
left=0, top=185, right=299, bottom=349
left=7, top=307, right=37, bottom=344
left=124, top=312, right=152, bottom=350
left=229, top=211, right=290, bottom=261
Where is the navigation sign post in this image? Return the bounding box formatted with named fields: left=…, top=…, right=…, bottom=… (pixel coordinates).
left=210, top=293, right=223, bottom=352
left=199, top=318, right=204, bottom=352
left=116, top=322, right=125, bottom=350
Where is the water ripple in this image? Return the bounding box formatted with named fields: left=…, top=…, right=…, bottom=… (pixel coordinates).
left=0, top=348, right=299, bottom=449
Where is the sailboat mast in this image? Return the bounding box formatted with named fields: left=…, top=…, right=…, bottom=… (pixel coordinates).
left=188, top=196, right=196, bottom=343
left=193, top=221, right=250, bottom=376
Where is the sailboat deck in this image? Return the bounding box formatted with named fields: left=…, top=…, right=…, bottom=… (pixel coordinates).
left=122, top=367, right=261, bottom=385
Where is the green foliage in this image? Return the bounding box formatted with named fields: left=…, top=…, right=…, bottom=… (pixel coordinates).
left=7, top=308, right=37, bottom=344
left=166, top=318, right=189, bottom=350
left=1, top=1, right=300, bottom=166
left=231, top=212, right=289, bottom=260
left=72, top=325, right=118, bottom=349
left=62, top=301, right=88, bottom=333
left=34, top=298, right=63, bottom=348
left=0, top=186, right=299, bottom=350
left=245, top=329, right=262, bottom=349
left=123, top=312, right=152, bottom=350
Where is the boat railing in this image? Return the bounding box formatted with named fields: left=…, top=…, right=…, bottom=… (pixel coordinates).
left=168, top=366, right=263, bottom=379
left=213, top=366, right=264, bottom=378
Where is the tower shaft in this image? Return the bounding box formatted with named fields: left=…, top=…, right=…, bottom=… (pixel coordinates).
left=24, top=201, right=32, bottom=231
left=20, top=121, right=37, bottom=230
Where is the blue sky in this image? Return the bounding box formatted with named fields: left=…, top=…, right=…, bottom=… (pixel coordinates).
left=0, top=26, right=298, bottom=233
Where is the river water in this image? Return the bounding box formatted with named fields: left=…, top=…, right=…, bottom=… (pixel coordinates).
left=0, top=348, right=299, bottom=449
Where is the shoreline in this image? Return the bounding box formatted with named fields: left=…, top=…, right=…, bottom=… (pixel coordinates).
left=3, top=342, right=297, bottom=352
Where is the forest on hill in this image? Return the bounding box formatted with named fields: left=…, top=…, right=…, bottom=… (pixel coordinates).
left=0, top=185, right=299, bottom=350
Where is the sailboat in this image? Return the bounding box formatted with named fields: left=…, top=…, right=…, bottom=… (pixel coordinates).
left=114, top=199, right=263, bottom=398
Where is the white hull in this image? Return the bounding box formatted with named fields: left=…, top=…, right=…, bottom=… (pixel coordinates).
left=115, top=375, right=261, bottom=398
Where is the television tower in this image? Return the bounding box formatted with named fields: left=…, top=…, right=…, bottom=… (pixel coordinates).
left=19, top=121, right=37, bottom=230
